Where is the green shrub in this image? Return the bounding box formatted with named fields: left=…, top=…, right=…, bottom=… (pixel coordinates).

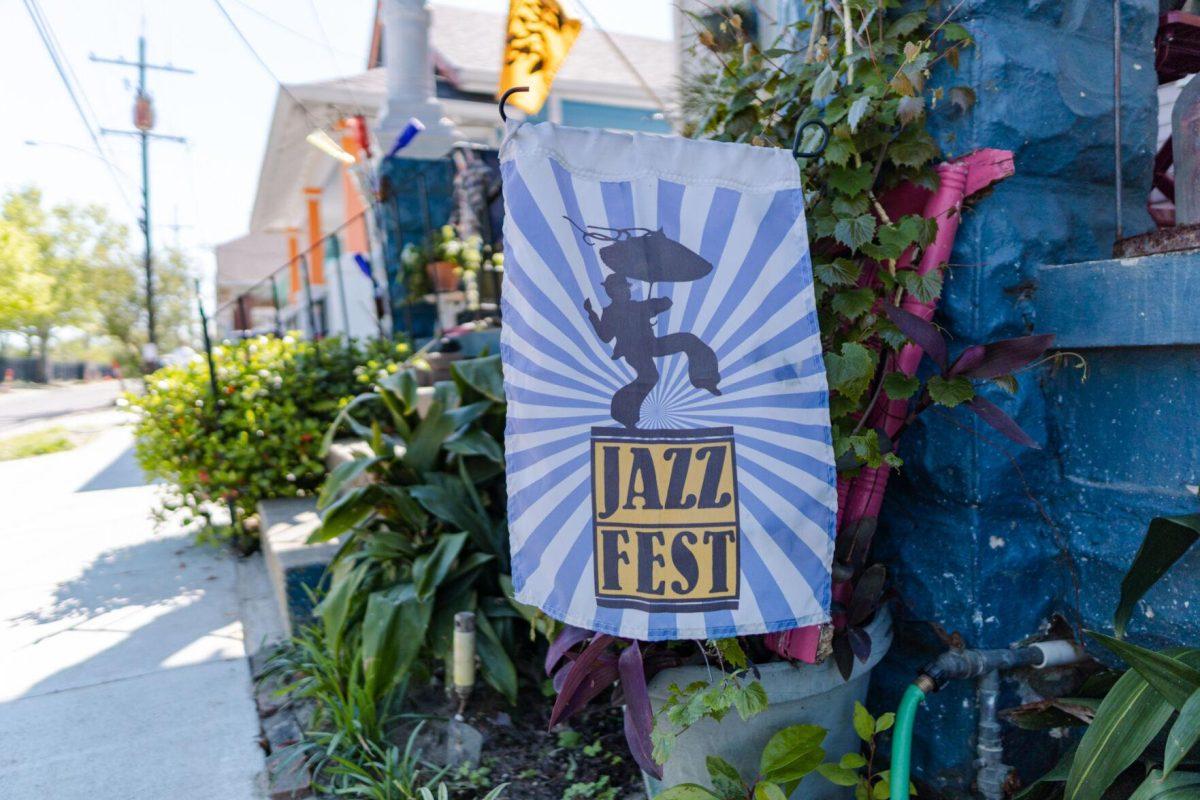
left=128, top=333, right=409, bottom=542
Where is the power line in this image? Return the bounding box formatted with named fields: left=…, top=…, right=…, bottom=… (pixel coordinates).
left=21, top=0, right=137, bottom=215
left=571, top=0, right=671, bottom=122
left=210, top=0, right=327, bottom=131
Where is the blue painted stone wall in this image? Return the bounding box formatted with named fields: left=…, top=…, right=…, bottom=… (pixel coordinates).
left=862, top=0, right=1162, bottom=793
left=376, top=156, right=455, bottom=339
left=779, top=0, right=1162, bottom=791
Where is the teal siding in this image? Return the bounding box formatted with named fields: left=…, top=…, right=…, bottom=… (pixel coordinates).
left=559, top=100, right=670, bottom=133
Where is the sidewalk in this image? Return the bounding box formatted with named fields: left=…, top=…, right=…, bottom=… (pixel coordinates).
left=0, top=416, right=266, bottom=799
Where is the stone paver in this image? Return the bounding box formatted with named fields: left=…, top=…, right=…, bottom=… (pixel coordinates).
left=0, top=418, right=266, bottom=800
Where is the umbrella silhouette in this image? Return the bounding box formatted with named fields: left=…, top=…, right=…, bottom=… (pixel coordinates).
left=565, top=218, right=713, bottom=283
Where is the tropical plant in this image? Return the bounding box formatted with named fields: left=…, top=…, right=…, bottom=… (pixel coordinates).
left=674, top=0, right=1065, bottom=677
left=128, top=334, right=410, bottom=544
left=261, top=627, right=507, bottom=800
left=1013, top=514, right=1200, bottom=800
left=310, top=354, right=528, bottom=705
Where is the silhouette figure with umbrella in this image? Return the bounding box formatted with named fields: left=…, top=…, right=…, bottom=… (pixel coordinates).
left=571, top=218, right=722, bottom=429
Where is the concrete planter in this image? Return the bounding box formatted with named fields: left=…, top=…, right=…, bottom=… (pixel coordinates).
left=647, top=607, right=893, bottom=800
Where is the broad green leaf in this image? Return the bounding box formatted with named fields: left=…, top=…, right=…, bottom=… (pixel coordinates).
left=812, top=64, right=837, bottom=101
left=311, top=485, right=375, bottom=542
left=753, top=783, right=788, bottom=800
left=1115, top=515, right=1200, bottom=638
left=1129, top=770, right=1200, bottom=800
left=317, top=455, right=378, bottom=510
left=475, top=611, right=518, bottom=704
left=942, top=22, right=971, bottom=42
left=875, top=712, right=895, bottom=733
left=889, top=137, right=939, bottom=169
left=655, top=785, right=720, bottom=800
left=706, top=755, right=744, bottom=799
left=828, top=165, right=875, bottom=196
left=853, top=702, right=875, bottom=742
left=361, top=583, right=429, bottom=701
left=320, top=393, right=380, bottom=456
left=315, top=559, right=370, bottom=655
left=897, top=96, right=925, bottom=126
left=410, top=476, right=494, bottom=553
left=1063, top=654, right=1200, bottom=800
left=1090, top=632, right=1200, bottom=709
left=927, top=375, right=974, bottom=408
left=445, top=429, right=503, bottom=463
left=814, top=258, right=861, bottom=287
left=760, top=724, right=826, bottom=786
left=378, top=368, right=419, bottom=412
left=451, top=354, right=505, bottom=403
left=713, top=638, right=748, bottom=670
left=847, top=95, right=871, bottom=133
left=733, top=680, right=769, bottom=720
left=826, top=342, right=877, bottom=403
left=882, top=373, right=919, bottom=401
left=816, top=763, right=860, bottom=787
left=841, top=753, right=868, bottom=769
left=831, top=288, right=875, bottom=321
left=1165, top=687, right=1200, bottom=776
left=834, top=215, right=877, bottom=253
left=412, top=532, right=468, bottom=601
left=886, top=11, right=924, bottom=38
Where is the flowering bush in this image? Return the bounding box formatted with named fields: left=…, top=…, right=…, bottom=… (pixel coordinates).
left=128, top=334, right=409, bottom=544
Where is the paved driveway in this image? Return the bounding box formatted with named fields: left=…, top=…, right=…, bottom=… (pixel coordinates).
left=0, top=381, right=127, bottom=433
left=0, top=418, right=266, bottom=799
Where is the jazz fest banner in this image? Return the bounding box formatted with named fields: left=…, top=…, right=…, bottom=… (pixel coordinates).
left=499, top=121, right=837, bottom=641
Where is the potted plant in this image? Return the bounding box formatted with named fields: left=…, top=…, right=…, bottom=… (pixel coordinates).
left=419, top=225, right=484, bottom=293
left=545, top=3, right=1059, bottom=795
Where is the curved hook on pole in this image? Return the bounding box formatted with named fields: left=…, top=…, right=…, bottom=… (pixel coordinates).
left=792, top=119, right=830, bottom=160
left=499, top=86, right=531, bottom=122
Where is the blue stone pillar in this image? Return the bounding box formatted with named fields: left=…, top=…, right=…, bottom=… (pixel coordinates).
left=376, top=156, right=454, bottom=338
left=848, top=0, right=1160, bottom=791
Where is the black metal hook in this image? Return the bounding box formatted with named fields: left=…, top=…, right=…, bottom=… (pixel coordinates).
left=792, top=119, right=830, bottom=159
left=499, top=86, right=530, bottom=122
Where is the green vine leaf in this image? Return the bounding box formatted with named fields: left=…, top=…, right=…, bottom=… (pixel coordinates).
left=927, top=375, right=975, bottom=408
left=831, top=288, right=875, bottom=321
left=883, top=373, right=920, bottom=400
left=828, top=164, right=875, bottom=195
left=813, top=64, right=837, bottom=101
left=834, top=214, right=877, bottom=252
left=847, top=95, right=872, bottom=133
left=826, top=342, right=877, bottom=403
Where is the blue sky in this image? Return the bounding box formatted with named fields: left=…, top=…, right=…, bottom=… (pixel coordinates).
left=0, top=0, right=673, bottom=289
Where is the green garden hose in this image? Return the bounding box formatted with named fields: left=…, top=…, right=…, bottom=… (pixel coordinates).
left=890, top=682, right=927, bottom=799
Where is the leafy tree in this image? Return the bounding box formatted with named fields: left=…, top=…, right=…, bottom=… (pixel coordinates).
left=1, top=188, right=122, bottom=379
left=0, top=218, right=51, bottom=339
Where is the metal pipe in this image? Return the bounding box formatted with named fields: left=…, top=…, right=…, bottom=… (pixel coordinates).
left=893, top=641, right=1089, bottom=799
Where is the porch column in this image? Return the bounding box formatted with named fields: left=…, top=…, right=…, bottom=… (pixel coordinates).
left=376, top=0, right=458, bottom=159
left=304, top=187, right=324, bottom=285
left=286, top=227, right=300, bottom=304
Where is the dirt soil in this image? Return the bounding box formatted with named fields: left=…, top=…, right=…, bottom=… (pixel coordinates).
left=408, top=683, right=646, bottom=800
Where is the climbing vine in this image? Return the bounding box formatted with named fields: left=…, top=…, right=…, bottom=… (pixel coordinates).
left=680, top=0, right=975, bottom=468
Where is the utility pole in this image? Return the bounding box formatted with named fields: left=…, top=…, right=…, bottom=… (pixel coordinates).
left=92, top=36, right=191, bottom=367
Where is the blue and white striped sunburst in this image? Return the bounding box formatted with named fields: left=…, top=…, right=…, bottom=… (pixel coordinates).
left=500, top=123, right=836, bottom=641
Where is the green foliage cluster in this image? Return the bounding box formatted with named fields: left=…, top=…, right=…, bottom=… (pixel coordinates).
left=655, top=700, right=906, bottom=800
left=1015, top=515, right=1200, bottom=800
left=128, top=334, right=410, bottom=541
left=309, top=355, right=528, bottom=706
left=680, top=0, right=975, bottom=468
left=261, top=625, right=506, bottom=800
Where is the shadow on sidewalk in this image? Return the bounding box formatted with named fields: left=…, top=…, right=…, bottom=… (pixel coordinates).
left=13, top=532, right=245, bottom=700
left=76, top=444, right=156, bottom=493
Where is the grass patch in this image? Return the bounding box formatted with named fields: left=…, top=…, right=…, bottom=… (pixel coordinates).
left=0, top=427, right=77, bottom=461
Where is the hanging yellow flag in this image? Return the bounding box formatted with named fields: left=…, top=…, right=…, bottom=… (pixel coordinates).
left=498, top=0, right=581, bottom=116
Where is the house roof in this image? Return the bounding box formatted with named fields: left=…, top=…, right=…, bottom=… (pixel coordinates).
left=247, top=3, right=673, bottom=234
